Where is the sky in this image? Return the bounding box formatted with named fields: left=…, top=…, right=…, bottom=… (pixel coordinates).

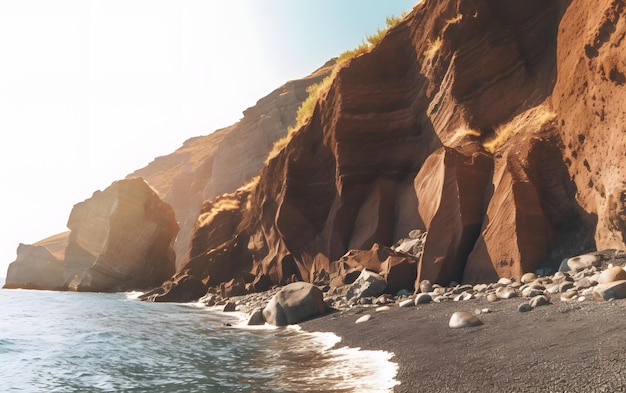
left=0, top=0, right=417, bottom=278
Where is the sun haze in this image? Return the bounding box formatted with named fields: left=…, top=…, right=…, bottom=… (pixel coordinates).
left=0, top=0, right=416, bottom=277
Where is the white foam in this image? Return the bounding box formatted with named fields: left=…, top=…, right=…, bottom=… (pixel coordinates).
left=124, top=291, right=144, bottom=300
left=291, top=325, right=400, bottom=392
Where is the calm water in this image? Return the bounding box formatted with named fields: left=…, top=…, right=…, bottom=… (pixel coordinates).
left=0, top=287, right=397, bottom=392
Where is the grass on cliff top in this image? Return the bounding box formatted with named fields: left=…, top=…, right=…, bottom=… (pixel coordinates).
left=264, top=12, right=407, bottom=166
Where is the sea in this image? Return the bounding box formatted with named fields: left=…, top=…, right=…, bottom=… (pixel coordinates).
left=0, top=284, right=398, bottom=393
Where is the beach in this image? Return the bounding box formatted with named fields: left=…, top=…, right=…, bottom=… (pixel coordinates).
left=302, top=294, right=626, bottom=393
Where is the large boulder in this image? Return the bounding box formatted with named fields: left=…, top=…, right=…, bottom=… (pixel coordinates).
left=64, top=178, right=178, bottom=292
left=262, top=282, right=327, bottom=326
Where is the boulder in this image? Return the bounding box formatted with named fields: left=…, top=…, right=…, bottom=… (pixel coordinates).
left=139, top=274, right=207, bottom=303
left=247, top=308, right=266, bottom=326
left=64, top=178, right=178, bottom=292
left=346, top=270, right=387, bottom=300
left=592, top=280, right=626, bottom=301
left=597, top=266, right=626, bottom=284
left=262, top=282, right=327, bottom=326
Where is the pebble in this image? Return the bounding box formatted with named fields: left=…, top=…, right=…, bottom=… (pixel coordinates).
left=355, top=314, right=372, bottom=324
left=398, top=299, right=414, bottom=308
left=498, top=278, right=513, bottom=286
left=598, top=266, right=626, bottom=284
left=376, top=305, right=392, bottom=312
left=518, top=303, right=532, bottom=312
left=560, top=290, right=578, bottom=302
left=577, top=296, right=586, bottom=302
left=521, top=287, right=544, bottom=298
left=558, top=282, right=574, bottom=293
left=521, top=272, right=538, bottom=284
left=449, top=311, right=482, bottom=328
left=414, top=293, right=432, bottom=305
left=420, top=280, right=434, bottom=294
left=496, top=286, right=518, bottom=299
left=529, top=295, right=550, bottom=308
left=486, top=293, right=499, bottom=302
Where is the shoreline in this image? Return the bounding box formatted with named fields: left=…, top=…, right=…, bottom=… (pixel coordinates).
left=300, top=295, right=626, bottom=393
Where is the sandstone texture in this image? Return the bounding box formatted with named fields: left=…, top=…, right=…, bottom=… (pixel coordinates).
left=145, top=0, right=626, bottom=302
left=4, top=178, right=178, bottom=292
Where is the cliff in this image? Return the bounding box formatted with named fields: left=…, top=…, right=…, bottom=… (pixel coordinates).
left=146, top=0, right=626, bottom=300
left=128, top=61, right=335, bottom=269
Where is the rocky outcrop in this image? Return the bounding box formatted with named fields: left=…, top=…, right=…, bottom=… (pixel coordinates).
left=156, top=0, right=626, bottom=301
left=128, top=61, right=335, bottom=269
left=5, top=178, right=178, bottom=292
left=4, top=231, right=69, bottom=290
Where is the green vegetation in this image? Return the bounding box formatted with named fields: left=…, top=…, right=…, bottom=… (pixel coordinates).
left=265, top=11, right=408, bottom=165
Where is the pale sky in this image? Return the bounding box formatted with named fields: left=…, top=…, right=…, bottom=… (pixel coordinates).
left=0, top=0, right=417, bottom=278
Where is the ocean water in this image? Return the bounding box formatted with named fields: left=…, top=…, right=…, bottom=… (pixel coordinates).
left=0, top=287, right=398, bottom=392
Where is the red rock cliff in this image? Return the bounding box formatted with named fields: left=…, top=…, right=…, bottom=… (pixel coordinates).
left=146, top=0, right=626, bottom=300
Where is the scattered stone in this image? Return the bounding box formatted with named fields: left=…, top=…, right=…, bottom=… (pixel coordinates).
left=577, top=296, right=586, bottom=302
left=558, top=282, right=574, bottom=293
left=559, top=254, right=600, bottom=272
left=518, top=303, right=532, bottom=312
left=592, top=280, right=626, bottom=301
left=497, top=278, right=513, bottom=286
left=521, top=272, right=538, bottom=284
left=414, top=293, right=432, bottom=305
left=486, top=293, right=499, bottom=302
left=359, top=297, right=373, bottom=305
left=521, top=287, right=544, bottom=298
left=399, top=299, right=415, bottom=308
left=473, top=283, right=489, bottom=292
left=223, top=302, right=237, bottom=312
left=396, top=288, right=412, bottom=297
left=419, top=279, right=434, bottom=294
left=355, top=314, right=372, bottom=324
left=546, top=284, right=560, bottom=294
left=376, top=305, right=392, bottom=312
left=529, top=295, right=550, bottom=308
left=575, top=277, right=594, bottom=289
left=560, top=289, right=578, bottom=302
left=449, top=311, right=482, bottom=328
left=598, top=266, right=626, bottom=284
left=495, top=286, right=518, bottom=299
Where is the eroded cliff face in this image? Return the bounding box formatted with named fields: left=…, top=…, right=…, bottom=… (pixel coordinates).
left=128, top=61, right=334, bottom=269
left=145, top=0, right=626, bottom=302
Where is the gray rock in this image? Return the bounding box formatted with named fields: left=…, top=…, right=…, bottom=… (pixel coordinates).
left=223, top=302, right=237, bottom=312
left=262, top=282, right=327, bottom=326
left=449, top=311, right=482, bottom=328
left=518, top=303, right=532, bottom=312
left=419, top=279, right=434, bottom=294
left=346, top=270, right=387, bottom=300
left=592, top=280, right=626, bottom=301
left=247, top=308, right=265, bottom=325
left=575, top=277, right=594, bottom=289
left=529, top=295, right=550, bottom=308
left=414, top=293, right=432, bottom=305
left=521, top=287, right=544, bottom=298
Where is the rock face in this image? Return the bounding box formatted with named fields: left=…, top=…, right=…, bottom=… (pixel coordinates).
left=143, top=0, right=626, bottom=300
left=5, top=178, right=178, bottom=292
left=128, top=61, right=335, bottom=269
